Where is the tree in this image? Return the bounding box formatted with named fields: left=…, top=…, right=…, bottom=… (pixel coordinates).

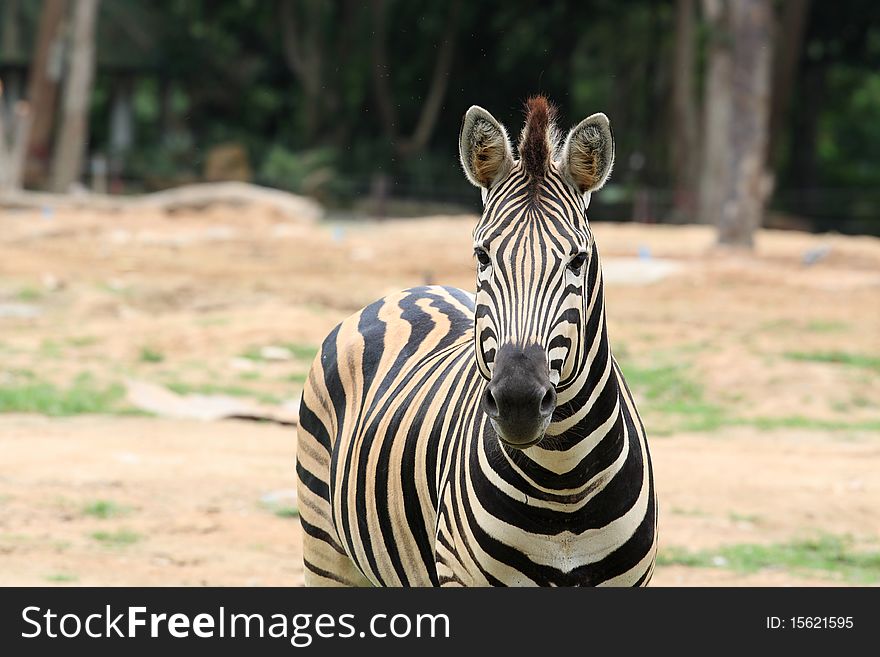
left=50, top=0, right=100, bottom=193
left=670, top=0, right=700, bottom=222
left=23, top=0, right=66, bottom=187
left=370, top=0, right=462, bottom=158
left=767, top=0, right=811, bottom=167
left=698, top=0, right=774, bottom=247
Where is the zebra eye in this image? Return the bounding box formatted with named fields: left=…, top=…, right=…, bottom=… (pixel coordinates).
left=568, top=252, right=588, bottom=274
left=475, top=248, right=491, bottom=268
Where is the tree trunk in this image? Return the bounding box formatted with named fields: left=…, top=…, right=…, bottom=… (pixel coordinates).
left=370, top=0, right=398, bottom=145
left=767, top=0, right=810, bottom=167
left=398, top=0, right=462, bottom=156
left=279, top=0, right=326, bottom=141
left=372, top=0, right=462, bottom=158
left=699, top=0, right=773, bottom=248
left=698, top=0, right=733, bottom=228
left=670, top=0, right=700, bottom=222
left=50, top=0, right=100, bottom=193
left=23, top=0, right=67, bottom=187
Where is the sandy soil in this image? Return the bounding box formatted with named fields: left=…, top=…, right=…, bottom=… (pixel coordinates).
left=1, top=204, right=879, bottom=586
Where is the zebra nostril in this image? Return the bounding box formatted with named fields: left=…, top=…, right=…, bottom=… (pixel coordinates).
left=539, top=387, right=556, bottom=417
left=482, top=387, right=500, bottom=419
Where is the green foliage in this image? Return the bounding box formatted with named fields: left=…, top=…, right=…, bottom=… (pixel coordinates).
left=45, top=573, right=78, bottom=583
left=258, top=146, right=341, bottom=198
left=0, top=373, right=134, bottom=416
left=659, top=535, right=880, bottom=583
left=6, top=0, right=877, bottom=230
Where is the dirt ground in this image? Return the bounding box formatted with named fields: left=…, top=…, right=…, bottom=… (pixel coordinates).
left=1, top=202, right=878, bottom=586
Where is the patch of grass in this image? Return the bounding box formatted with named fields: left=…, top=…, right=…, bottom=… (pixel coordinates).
left=0, top=373, right=132, bottom=416
left=90, top=530, right=141, bottom=547
left=785, top=351, right=880, bottom=372
left=238, top=371, right=261, bottom=381
left=745, top=416, right=880, bottom=432
left=670, top=507, right=710, bottom=518
left=16, top=286, right=44, bottom=302
left=284, top=342, right=319, bottom=362
left=729, top=512, right=761, bottom=524
left=620, top=361, right=726, bottom=433
left=759, top=319, right=796, bottom=332
left=138, top=346, right=165, bottom=363
left=283, top=372, right=308, bottom=385
left=624, top=358, right=880, bottom=436
left=166, top=381, right=281, bottom=405
left=83, top=500, right=130, bottom=519
left=39, top=339, right=62, bottom=358
left=273, top=506, right=300, bottom=519
left=240, top=342, right=319, bottom=363
left=851, top=395, right=874, bottom=409
left=658, top=535, right=880, bottom=583
left=67, top=336, right=98, bottom=348
left=45, top=573, right=78, bottom=583
left=240, top=346, right=265, bottom=362
left=806, top=320, right=849, bottom=333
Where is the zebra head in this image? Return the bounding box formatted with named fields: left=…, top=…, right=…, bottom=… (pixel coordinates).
left=459, top=96, right=614, bottom=448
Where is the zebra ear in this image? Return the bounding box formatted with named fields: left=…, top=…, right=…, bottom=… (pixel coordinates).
left=459, top=106, right=515, bottom=190
left=559, top=112, right=614, bottom=194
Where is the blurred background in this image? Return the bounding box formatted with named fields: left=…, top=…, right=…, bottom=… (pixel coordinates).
left=2, top=0, right=880, bottom=235
left=0, top=0, right=878, bottom=588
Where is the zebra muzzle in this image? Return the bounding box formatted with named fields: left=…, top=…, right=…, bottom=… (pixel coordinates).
left=482, top=343, right=556, bottom=449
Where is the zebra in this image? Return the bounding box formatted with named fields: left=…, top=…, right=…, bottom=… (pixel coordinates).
left=296, top=96, right=657, bottom=586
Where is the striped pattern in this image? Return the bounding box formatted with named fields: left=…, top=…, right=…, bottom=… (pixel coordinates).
left=297, top=159, right=657, bottom=587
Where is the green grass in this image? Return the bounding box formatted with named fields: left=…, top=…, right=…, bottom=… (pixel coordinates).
left=45, top=573, right=78, bottom=583
left=241, top=342, right=318, bottom=363
left=90, top=530, right=141, bottom=547
left=0, top=373, right=135, bottom=416
left=745, top=416, right=880, bottom=432
left=620, top=361, right=727, bottom=434
left=622, top=359, right=880, bottom=435
left=283, top=372, right=308, bottom=384
left=67, top=336, right=98, bottom=348
left=729, top=512, right=762, bottom=524
left=670, top=507, right=710, bottom=518
left=238, top=371, right=261, bottom=381
left=165, top=381, right=282, bottom=405
left=83, top=500, right=130, bottom=519
left=138, top=346, right=165, bottom=363
left=658, top=535, right=880, bottom=583
left=273, top=506, right=300, bottom=519
left=806, top=321, right=850, bottom=333
left=16, top=286, right=44, bottom=302
left=39, top=339, right=62, bottom=358
left=785, top=350, right=880, bottom=372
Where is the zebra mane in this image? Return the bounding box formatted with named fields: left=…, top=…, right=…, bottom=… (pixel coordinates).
left=518, top=96, right=559, bottom=190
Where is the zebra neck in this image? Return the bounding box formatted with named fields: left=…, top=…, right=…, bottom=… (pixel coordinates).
left=524, top=291, right=624, bottom=477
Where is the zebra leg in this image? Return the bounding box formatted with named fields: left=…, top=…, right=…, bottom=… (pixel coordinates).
left=297, top=376, right=373, bottom=587
left=297, top=436, right=372, bottom=586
